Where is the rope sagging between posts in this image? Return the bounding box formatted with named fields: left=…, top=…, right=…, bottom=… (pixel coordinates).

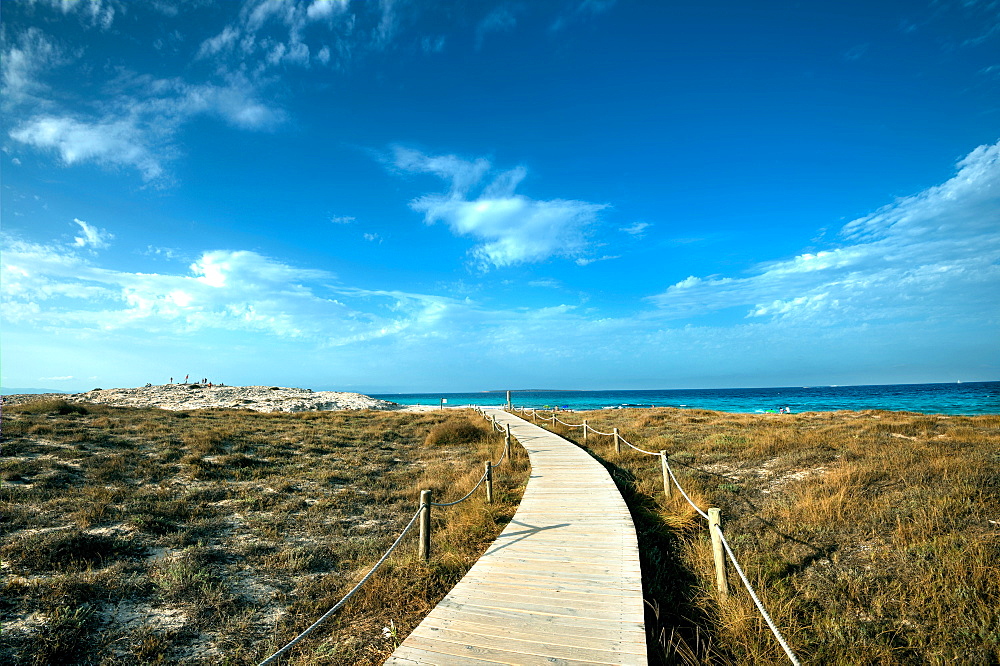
left=429, top=469, right=490, bottom=507
left=258, top=506, right=423, bottom=665
left=718, top=530, right=801, bottom=665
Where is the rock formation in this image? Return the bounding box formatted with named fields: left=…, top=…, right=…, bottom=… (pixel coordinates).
left=4, top=384, right=398, bottom=413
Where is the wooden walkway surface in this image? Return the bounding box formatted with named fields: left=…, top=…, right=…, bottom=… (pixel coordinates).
left=385, top=409, right=646, bottom=665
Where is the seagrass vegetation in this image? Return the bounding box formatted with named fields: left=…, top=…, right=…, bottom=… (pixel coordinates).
left=0, top=400, right=528, bottom=665
left=536, top=408, right=1000, bottom=665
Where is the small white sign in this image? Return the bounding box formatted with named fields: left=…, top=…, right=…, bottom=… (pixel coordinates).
left=442, top=398, right=448, bottom=403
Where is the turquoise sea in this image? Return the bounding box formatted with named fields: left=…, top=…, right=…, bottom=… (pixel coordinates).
left=372, top=381, right=1000, bottom=415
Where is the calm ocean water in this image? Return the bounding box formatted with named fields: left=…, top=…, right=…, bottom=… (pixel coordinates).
left=372, top=381, right=1000, bottom=415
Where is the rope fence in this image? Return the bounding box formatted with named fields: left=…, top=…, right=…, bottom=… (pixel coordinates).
left=511, top=404, right=800, bottom=665
left=258, top=407, right=520, bottom=666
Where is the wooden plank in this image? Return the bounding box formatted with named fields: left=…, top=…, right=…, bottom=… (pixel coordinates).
left=415, top=614, right=648, bottom=653
left=405, top=626, right=646, bottom=664
left=396, top=633, right=645, bottom=666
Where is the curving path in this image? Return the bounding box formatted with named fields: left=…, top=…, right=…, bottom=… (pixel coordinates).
left=385, top=409, right=646, bottom=665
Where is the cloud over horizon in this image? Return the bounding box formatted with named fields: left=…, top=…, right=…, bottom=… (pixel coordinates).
left=649, top=141, right=1000, bottom=328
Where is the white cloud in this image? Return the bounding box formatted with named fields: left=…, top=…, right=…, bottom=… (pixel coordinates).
left=2, top=28, right=60, bottom=108
left=394, top=148, right=607, bottom=269
left=330, top=215, right=356, bottom=224
left=575, top=254, right=619, bottom=266
left=197, top=0, right=356, bottom=74
left=363, top=232, right=382, bottom=243
left=621, top=222, right=650, bottom=237
left=8, top=69, right=283, bottom=181
left=72, top=219, right=113, bottom=249
left=649, top=141, right=1000, bottom=325
left=39, top=375, right=75, bottom=381
left=11, top=116, right=164, bottom=181
left=307, top=0, right=349, bottom=21
left=31, top=0, right=117, bottom=29
left=0, top=233, right=462, bottom=346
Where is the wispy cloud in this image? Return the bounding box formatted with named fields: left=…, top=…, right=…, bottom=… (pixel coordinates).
left=844, top=43, right=869, bottom=61
left=30, top=0, right=117, bottom=30
left=620, top=222, right=651, bottom=237
left=11, top=115, right=166, bottom=181
left=1, top=28, right=66, bottom=109
left=476, top=6, right=517, bottom=50
left=393, top=147, right=608, bottom=269
left=72, top=219, right=113, bottom=250
left=648, top=141, right=1000, bottom=325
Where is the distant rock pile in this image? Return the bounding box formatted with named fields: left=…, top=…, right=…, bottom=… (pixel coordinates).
left=6, top=385, right=398, bottom=413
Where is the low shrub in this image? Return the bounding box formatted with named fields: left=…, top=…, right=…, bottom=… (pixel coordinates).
left=2, top=530, right=146, bottom=571
left=424, top=417, right=490, bottom=447
left=9, top=399, right=88, bottom=416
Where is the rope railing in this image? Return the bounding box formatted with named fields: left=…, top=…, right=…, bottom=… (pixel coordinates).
left=258, top=407, right=519, bottom=665
left=718, top=530, right=802, bottom=665
left=258, top=506, right=423, bottom=665
left=430, top=469, right=489, bottom=507
left=512, top=403, right=800, bottom=664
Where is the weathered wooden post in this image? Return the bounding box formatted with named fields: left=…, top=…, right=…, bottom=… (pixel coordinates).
left=506, top=390, right=511, bottom=410
left=613, top=427, right=621, bottom=453
left=419, top=490, right=432, bottom=561
left=583, top=420, right=589, bottom=442
left=660, top=450, right=671, bottom=498
left=532, top=410, right=537, bottom=423
left=504, top=424, right=511, bottom=462
left=709, top=507, right=729, bottom=597
left=484, top=461, right=493, bottom=504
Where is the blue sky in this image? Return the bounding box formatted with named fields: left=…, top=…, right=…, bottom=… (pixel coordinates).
left=2, top=0, right=998, bottom=393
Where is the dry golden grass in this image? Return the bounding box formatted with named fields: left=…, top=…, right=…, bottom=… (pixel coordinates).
left=535, top=407, right=1000, bottom=665
left=1, top=401, right=528, bottom=665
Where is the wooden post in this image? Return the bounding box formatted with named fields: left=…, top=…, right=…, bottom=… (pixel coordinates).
left=613, top=427, right=621, bottom=453
left=532, top=410, right=537, bottom=423
left=660, top=451, right=671, bottom=498
left=506, top=390, right=511, bottom=410
left=583, top=420, right=588, bottom=442
left=419, top=490, right=432, bottom=561
left=504, top=424, right=511, bottom=462
left=709, top=507, right=729, bottom=597
left=484, top=461, right=493, bottom=504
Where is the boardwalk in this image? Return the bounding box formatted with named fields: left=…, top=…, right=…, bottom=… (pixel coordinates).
left=386, top=409, right=646, bottom=665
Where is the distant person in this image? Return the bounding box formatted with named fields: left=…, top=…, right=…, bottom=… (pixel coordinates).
left=170, top=377, right=173, bottom=384
left=185, top=374, right=189, bottom=383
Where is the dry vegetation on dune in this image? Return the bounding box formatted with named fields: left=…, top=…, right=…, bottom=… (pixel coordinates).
left=538, top=408, right=1000, bottom=665
left=0, top=400, right=528, bottom=665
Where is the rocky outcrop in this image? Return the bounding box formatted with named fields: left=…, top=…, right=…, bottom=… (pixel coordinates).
left=5, top=385, right=398, bottom=413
